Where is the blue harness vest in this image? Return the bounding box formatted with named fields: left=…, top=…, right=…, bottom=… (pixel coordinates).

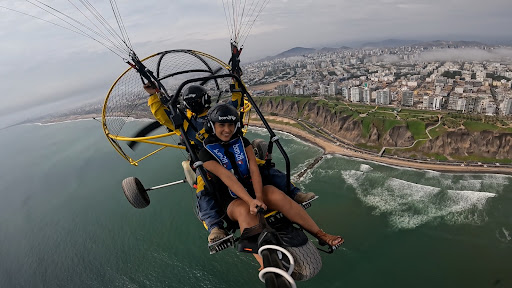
left=205, top=137, right=251, bottom=198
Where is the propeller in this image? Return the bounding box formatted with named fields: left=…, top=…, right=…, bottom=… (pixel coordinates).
left=127, top=120, right=163, bottom=150
left=127, top=66, right=225, bottom=150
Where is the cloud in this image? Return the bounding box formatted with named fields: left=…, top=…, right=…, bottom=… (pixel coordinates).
left=0, top=0, right=512, bottom=116
left=417, top=47, right=512, bottom=62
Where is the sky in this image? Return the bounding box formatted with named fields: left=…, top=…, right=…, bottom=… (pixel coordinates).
left=1, top=0, right=512, bottom=124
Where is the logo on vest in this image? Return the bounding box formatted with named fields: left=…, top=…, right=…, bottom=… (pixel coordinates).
left=212, top=148, right=229, bottom=165
left=232, top=142, right=245, bottom=162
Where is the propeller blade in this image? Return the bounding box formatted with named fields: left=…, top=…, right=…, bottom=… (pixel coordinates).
left=127, top=121, right=163, bottom=150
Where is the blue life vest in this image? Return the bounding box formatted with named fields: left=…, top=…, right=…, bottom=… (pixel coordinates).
left=204, top=137, right=250, bottom=198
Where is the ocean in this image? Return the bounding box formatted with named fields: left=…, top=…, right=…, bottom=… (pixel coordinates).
left=0, top=119, right=511, bottom=288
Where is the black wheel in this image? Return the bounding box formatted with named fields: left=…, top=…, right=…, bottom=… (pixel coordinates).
left=284, top=241, right=322, bottom=281
left=251, top=138, right=268, bottom=160
left=122, top=177, right=150, bottom=209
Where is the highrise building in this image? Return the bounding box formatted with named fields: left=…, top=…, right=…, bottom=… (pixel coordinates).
left=502, top=97, right=512, bottom=115
left=350, top=87, right=362, bottom=103
left=362, top=88, right=371, bottom=104
left=328, top=82, right=336, bottom=96
left=376, top=89, right=390, bottom=105
left=341, top=87, right=349, bottom=100
left=402, top=90, right=414, bottom=107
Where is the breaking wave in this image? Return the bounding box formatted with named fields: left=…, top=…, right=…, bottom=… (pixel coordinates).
left=359, top=164, right=373, bottom=172
left=342, top=171, right=498, bottom=230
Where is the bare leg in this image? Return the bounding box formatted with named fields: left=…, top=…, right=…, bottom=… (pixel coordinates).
left=261, top=185, right=343, bottom=246
left=226, top=198, right=259, bottom=235
left=261, top=185, right=320, bottom=233
left=253, top=254, right=264, bottom=270
left=227, top=199, right=263, bottom=269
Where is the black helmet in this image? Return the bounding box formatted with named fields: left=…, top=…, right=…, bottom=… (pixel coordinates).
left=183, top=85, right=211, bottom=114
left=207, top=103, right=240, bottom=134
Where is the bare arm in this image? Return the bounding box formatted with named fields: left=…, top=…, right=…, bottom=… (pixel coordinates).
left=245, top=145, right=263, bottom=202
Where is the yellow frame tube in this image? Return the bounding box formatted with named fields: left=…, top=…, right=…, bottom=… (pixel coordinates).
left=101, top=50, right=248, bottom=165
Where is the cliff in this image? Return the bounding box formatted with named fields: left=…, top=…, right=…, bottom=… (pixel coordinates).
left=419, top=129, right=512, bottom=159
left=257, top=98, right=512, bottom=161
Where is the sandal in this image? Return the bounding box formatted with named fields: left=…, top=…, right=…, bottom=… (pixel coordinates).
left=314, top=229, right=344, bottom=247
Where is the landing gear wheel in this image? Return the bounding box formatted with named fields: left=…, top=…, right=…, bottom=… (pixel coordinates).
left=251, top=138, right=268, bottom=160
left=284, top=241, right=322, bottom=281
left=122, top=177, right=150, bottom=208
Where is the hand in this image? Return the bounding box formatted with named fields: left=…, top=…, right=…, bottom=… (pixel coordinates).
left=143, top=82, right=157, bottom=95
left=249, top=199, right=266, bottom=215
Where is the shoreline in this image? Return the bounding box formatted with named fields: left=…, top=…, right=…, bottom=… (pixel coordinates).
left=250, top=116, right=512, bottom=176
left=30, top=114, right=512, bottom=176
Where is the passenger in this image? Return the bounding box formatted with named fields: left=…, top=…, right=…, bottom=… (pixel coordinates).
left=143, top=83, right=316, bottom=243
left=199, top=104, right=343, bottom=253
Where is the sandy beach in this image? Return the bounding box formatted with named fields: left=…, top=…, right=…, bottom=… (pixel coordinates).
left=251, top=116, right=512, bottom=176
left=40, top=113, right=512, bottom=175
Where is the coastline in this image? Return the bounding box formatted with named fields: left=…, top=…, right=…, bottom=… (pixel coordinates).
left=30, top=114, right=512, bottom=176
left=250, top=116, right=512, bottom=176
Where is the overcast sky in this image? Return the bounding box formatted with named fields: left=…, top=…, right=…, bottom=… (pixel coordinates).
left=1, top=0, right=512, bottom=122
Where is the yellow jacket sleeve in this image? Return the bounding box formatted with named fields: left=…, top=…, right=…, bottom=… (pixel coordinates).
left=147, top=94, right=178, bottom=133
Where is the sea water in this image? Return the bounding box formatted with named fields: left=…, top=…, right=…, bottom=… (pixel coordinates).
left=0, top=120, right=511, bottom=288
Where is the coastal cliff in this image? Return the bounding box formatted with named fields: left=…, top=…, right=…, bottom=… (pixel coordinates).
left=257, top=98, right=512, bottom=162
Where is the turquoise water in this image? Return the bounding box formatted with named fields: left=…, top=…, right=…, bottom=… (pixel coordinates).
left=0, top=120, right=511, bottom=288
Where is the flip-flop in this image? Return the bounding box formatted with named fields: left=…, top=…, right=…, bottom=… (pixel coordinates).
left=314, top=229, right=344, bottom=248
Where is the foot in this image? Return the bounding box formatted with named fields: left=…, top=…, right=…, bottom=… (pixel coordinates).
left=208, top=227, right=228, bottom=243
left=294, top=191, right=316, bottom=203
left=314, top=229, right=344, bottom=247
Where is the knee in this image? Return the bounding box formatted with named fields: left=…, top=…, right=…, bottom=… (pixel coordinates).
left=264, top=186, right=287, bottom=201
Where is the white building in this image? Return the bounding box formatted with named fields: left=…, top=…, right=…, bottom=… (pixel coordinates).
left=350, top=87, right=362, bottom=103
left=454, top=87, right=464, bottom=94
left=328, top=82, right=336, bottom=96
left=502, top=97, right=512, bottom=115
left=341, top=87, right=349, bottom=100
left=448, top=95, right=459, bottom=110
left=319, top=84, right=327, bottom=95
left=433, top=97, right=443, bottom=110
left=485, top=101, right=497, bottom=116
left=362, top=88, right=371, bottom=104
left=422, top=96, right=435, bottom=110
left=456, top=98, right=467, bottom=112
left=376, top=89, right=390, bottom=105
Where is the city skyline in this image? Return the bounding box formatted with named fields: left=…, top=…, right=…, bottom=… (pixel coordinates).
left=1, top=0, right=512, bottom=123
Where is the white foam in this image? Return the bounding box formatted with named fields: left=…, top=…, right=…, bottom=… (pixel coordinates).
left=501, top=227, right=511, bottom=242
left=248, top=126, right=270, bottom=136
left=424, top=170, right=441, bottom=177
left=342, top=171, right=498, bottom=230
left=454, top=180, right=483, bottom=191
left=446, top=190, right=496, bottom=209
left=324, top=154, right=334, bottom=159
left=341, top=170, right=366, bottom=188
left=359, top=164, right=373, bottom=172
left=481, top=174, right=511, bottom=184
left=366, top=179, right=440, bottom=214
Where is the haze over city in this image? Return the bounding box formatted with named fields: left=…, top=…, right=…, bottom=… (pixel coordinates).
left=1, top=0, right=511, bottom=121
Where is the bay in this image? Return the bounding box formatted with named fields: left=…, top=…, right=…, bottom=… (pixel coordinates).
left=0, top=120, right=511, bottom=288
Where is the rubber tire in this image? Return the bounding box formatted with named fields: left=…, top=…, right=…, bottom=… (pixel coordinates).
left=122, top=177, right=150, bottom=209
left=251, top=138, right=268, bottom=160
left=286, top=241, right=322, bottom=281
